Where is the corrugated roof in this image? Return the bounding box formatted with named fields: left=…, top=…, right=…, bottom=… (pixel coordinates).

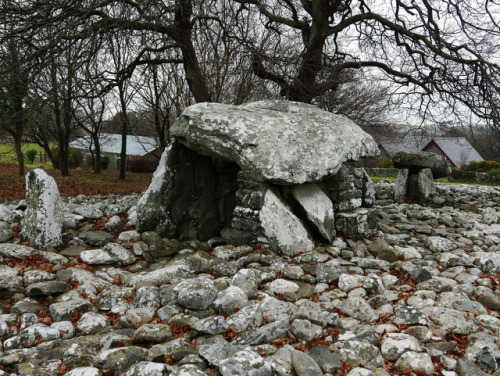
left=423, top=137, right=483, bottom=167
left=70, top=134, right=159, bottom=156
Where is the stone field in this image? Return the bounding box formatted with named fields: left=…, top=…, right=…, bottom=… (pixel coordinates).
left=0, top=180, right=498, bottom=376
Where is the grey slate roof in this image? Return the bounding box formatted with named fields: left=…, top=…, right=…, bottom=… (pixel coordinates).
left=422, top=137, right=483, bottom=168
left=70, top=134, right=159, bottom=156
left=379, top=138, right=430, bottom=156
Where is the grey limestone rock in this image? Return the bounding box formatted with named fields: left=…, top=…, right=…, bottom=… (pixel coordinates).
left=65, top=367, right=102, bottom=376
left=123, top=362, right=171, bottom=376
left=380, top=333, right=421, bottom=361
left=132, top=324, right=173, bottom=343
left=171, top=100, right=379, bottom=185
left=259, top=188, right=314, bottom=256
left=76, top=312, right=109, bottom=335
left=213, top=285, right=248, bottom=315
left=49, top=298, right=97, bottom=322
left=95, top=347, right=148, bottom=373
left=219, top=350, right=272, bottom=376
left=174, top=277, right=218, bottom=310
left=20, top=169, right=63, bottom=248
left=291, top=183, right=336, bottom=242
left=307, top=346, right=341, bottom=374
left=418, top=168, right=436, bottom=201
left=394, top=169, right=409, bottom=203
left=197, top=337, right=235, bottom=367
left=78, top=231, right=114, bottom=247
left=80, top=243, right=135, bottom=266
left=0, top=221, right=12, bottom=243
left=292, top=350, right=324, bottom=376
left=340, top=297, right=379, bottom=322
left=394, top=351, right=434, bottom=376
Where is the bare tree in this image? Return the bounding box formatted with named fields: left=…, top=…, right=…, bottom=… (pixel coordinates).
left=0, top=39, right=29, bottom=176
left=73, top=50, right=110, bottom=173
left=234, top=0, right=499, bottom=128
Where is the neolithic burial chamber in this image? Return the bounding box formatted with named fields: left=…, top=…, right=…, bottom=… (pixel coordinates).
left=136, top=100, right=380, bottom=255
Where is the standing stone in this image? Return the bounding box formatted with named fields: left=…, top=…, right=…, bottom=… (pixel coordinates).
left=135, top=146, right=173, bottom=235
left=361, top=168, right=376, bottom=207
left=21, top=169, right=63, bottom=248
left=418, top=168, right=436, bottom=201
left=394, top=169, right=409, bottom=203
left=259, top=189, right=314, bottom=256
left=291, top=183, right=335, bottom=242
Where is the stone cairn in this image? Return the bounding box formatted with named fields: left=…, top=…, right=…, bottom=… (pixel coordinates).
left=393, top=151, right=452, bottom=203
left=136, top=100, right=381, bottom=254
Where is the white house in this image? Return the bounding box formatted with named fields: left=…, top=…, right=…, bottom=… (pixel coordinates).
left=70, top=134, right=160, bottom=169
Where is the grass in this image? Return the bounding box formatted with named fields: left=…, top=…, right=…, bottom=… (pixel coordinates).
left=372, top=175, right=500, bottom=187
left=0, top=163, right=153, bottom=202
left=0, top=143, right=55, bottom=168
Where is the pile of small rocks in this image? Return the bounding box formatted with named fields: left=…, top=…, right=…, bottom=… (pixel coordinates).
left=0, top=181, right=498, bottom=376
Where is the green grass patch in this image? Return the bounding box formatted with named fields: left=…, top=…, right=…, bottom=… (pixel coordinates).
left=0, top=143, right=55, bottom=168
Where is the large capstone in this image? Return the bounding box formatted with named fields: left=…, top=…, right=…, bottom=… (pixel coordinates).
left=21, top=169, right=63, bottom=248
left=393, top=151, right=451, bottom=179
left=171, top=100, right=379, bottom=184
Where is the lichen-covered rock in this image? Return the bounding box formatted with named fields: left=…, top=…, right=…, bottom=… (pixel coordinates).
left=174, top=277, right=218, bottom=310
left=171, top=100, right=379, bottom=184
left=418, top=168, right=436, bottom=201
left=219, top=350, right=272, bottom=376
left=291, top=183, right=336, bottom=242
left=394, top=169, right=409, bottom=203
left=259, top=189, right=314, bottom=256
left=21, top=169, right=63, bottom=248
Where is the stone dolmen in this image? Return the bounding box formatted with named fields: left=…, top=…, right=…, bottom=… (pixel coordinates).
left=393, top=151, right=452, bottom=203
left=136, top=100, right=380, bottom=254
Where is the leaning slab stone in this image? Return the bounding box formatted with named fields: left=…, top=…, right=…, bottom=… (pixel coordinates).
left=418, top=168, right=436, bottom=201
left=291, top=183, right=335, bottom=242
left=171, top=100, right=379, bottom=184
left=20, top=169, right=63, bottom=248
left=394, top=169, right=409, bottom=203
left=393, top=151, right=451, bottom=178
left=259, top=189, right=314, bottom=256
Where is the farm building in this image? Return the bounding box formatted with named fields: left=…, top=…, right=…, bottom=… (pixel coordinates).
left=70, top=134, right=161, bottom=170
left=421, top=137, right=484, bottom=168
left=379, top=137, right=483, bottom=168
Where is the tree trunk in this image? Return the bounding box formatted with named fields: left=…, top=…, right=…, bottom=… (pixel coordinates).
left=118, top=84, right=128, bottom=180
left=13, top=133, right=24, bottom=177
left=91, top=133, right=101, bottom=173
left=172, top=0, right=212, bottom=103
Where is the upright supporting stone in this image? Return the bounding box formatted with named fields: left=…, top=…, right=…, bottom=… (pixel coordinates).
left=418, top=168, right=436, bottom=202
left=361, top=168, right=376, bottom=207
left=21, top=169, right=63, bottom=248
left=394, top=169, right=409, bottom=203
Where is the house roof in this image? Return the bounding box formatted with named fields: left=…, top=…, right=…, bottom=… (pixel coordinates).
left=422, top=137, right=483, bottom=168
left=379, top=137, right=430, bottom=157
left=70, top=134, right=159, bottom=157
